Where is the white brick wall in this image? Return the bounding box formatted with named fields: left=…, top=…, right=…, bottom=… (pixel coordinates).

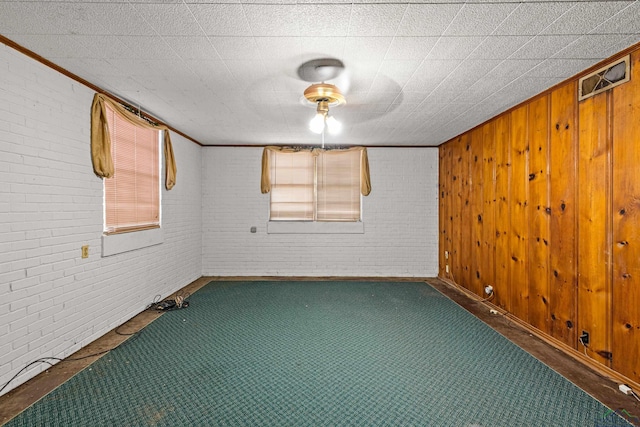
left=201, top=147, right=439, bottom=277
left=0, top=43, right=202, bottom=395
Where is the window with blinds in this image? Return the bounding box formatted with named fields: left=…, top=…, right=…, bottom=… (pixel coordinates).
left=269, top=149, right=361, bottom=221
left=104, top=104, right=160, bottom=234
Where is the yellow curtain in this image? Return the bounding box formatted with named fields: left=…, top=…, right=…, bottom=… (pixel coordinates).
left=91, top=93, right=177, bottom=190
left=260, top=146, right=371, bottom=196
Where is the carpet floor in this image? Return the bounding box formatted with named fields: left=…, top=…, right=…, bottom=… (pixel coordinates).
left=4, top=280, right=632, bottom=426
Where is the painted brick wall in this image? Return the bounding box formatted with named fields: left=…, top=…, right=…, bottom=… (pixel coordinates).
left=201, top=147, right=439, bottom=277
left=0, top=44, right=202, bottom=395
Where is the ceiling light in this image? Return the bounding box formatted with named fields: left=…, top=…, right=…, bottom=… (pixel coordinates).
left=325, top=115, right=342, bottom=135
left=309, top=113, right=325, bottom=134
left=303, top=83, right=346, bottom=136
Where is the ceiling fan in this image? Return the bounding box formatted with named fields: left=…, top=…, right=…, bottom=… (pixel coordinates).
left=298, top=58, right=347, bottom=135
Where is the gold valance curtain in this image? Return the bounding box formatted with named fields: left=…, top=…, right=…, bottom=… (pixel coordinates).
left=260, top=146, right=371, bottom=196
left=90, top=93, right=177, bottom=190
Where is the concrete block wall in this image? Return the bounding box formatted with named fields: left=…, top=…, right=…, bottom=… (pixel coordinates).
left=0, top=43, right=202, bottom=395
left=201, top=147, right=439, bottom=277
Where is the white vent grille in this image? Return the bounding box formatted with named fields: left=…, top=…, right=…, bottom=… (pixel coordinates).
left=579, top=55, right=630, bottom=101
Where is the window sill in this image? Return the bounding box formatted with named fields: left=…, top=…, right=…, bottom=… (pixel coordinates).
left=102, top=227, right=163, bottom=257
left=267, top=221, right=364, bottom=234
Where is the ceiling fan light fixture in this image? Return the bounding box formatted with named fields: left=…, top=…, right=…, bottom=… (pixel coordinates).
left=325, top=115, right=342, bottom=135
left=303, top=83, right=345, bottom=106
left=304, top=83, right=345, bottom=136
left=309, top=113, right=325, bottom=134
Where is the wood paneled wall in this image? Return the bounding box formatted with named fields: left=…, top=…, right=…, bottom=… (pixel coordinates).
left=439, top=48, right=640, bottom=384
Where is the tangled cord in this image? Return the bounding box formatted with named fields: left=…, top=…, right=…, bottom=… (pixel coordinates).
left=0, top=292, right=191, bottom=395
left=145, top=291, right=191, bottom=311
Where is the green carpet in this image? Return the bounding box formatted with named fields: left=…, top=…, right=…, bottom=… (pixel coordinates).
left=5, top=281, right=633, bottom=426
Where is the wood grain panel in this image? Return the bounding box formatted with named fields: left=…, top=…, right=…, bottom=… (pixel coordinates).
left=527, top=95, right=551, bottom=334
left=509, top=105, right=530, bottom=321
left=481, top=122, right=497, bottom=296
left=469, top=127, right=485, bottom=296
left=437, top=45, right=640, bottom=386
left=451, top=136, right=463, bottom=285
left=612, top=51, right=640, bottom=380
left=577, top=91, right=612, bottom=366
left=439, top=143, right=448, bottom=279
left=549, top=82, right=578, bottom=347
left=459, top=133, right=472, bottom=290
left=494, top=114, right=511, bottom=310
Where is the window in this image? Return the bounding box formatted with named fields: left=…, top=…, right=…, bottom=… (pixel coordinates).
left=103, top=103, right=160, bottom=234
left=263, top=147, right=371, bottom=222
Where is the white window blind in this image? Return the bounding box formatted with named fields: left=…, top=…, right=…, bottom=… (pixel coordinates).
left=104, top=103, right=160, bottom=234
left=269, top=149, right=361, bottom=222
left=317, top=149, right=361, bottom=221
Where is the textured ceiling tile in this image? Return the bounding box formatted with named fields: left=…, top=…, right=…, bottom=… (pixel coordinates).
left=243, top=4, right=301, bottom=36
left=348, top=4, right=407, bottom=37
left=422, top=84, right=468, bottom=106
left=162, top=36, right=219, bottom=60
left=254, top=37, right=302, bottom=61
left=297, top=4, right=352, bottom=37
left=542, top=1, right=633, bottom=35
left=509, top=35, right=581, bottom=59
left=444, top=59, right=502, bottom=86
left=103, top=58, right=160, bottom=77
left=396, top=4, right=462, bottom=37
left=466, top=35, right=532, bottom=60
left=343, top=37, right=393, bottom=62
left=426, top=36, right=484, bottom=60
left=344, top=61, right=383, bottom=93
left=223, top=60, right=274, bottom=90
left=116, top=35, right=179, bottom=60
left=590, top=1, right=640, bottom=34
left=0, top=3, right=102, bottom=35
left=452, top=62, right=547, bottom=106
left=375, top=60, right=422, bottom=88
left=493, top=2, right=574, bottom=36
left=182, top=60, right=235, bottom=90
left=189, top=4, right=251, bottom=37
left=298, top=37, right=347, bottom=62
left=133, top=3, right=203, bottom=36
left=552, top=34, right=636, bottom=59
left=482, top=59, right=544, bottom=81
left=396, top=92, right=430, bottom=105
left=384, top=37, right=438, bottom=60
left=403, top=59, right=463, bottom=92
left=486, top=76, right=560, bottom=108
left=444, top=3, right=519, bottom=36
left=367, top=73, right=404, bottom=96
left=211, top=37, right=261, bottom=60
left=85, top=3, right=156, bottom=36
left=606, top=35, right=640, bottom=56
left=527, top=58, right=599, bottom=79
left=73, top=35, right=135, bottom=60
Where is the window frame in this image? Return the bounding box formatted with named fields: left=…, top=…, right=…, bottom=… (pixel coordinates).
left=261, top=146, right=371, bottom=234
left=102, top=104, right=163, bottom=235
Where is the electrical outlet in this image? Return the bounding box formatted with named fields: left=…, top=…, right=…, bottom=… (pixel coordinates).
left=580, top=331, right=589, bottom=346
left=445, top=265, right=450, bottom=273
left=444, top=250, right=449, bottom=260
left=484, top=285, right=493, bottom=295
left=81, top=245, right=89, bottom=259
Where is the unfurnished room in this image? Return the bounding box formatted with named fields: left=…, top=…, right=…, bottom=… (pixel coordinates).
left=1, top=1, right=640, bottom=426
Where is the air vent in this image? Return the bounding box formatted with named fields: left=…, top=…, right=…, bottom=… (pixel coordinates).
left=579, top=55, right=630, bottom=101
